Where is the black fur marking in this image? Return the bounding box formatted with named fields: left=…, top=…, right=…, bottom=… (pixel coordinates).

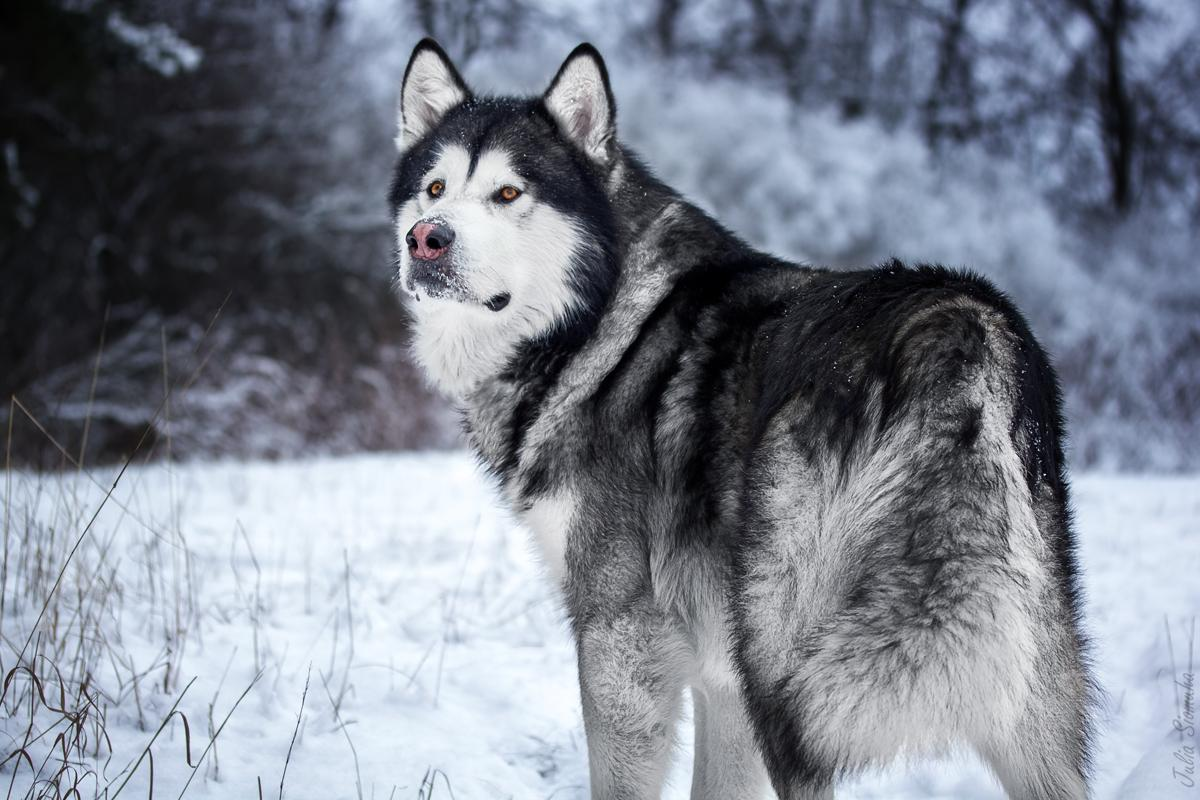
left=746, top=679, right=834, bottom=794
left=746, top=261, right=1065, bottom=495
left=959, top=405, right=983, bottom=448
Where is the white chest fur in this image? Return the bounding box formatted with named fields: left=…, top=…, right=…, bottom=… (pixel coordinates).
left=520, top=490, right=576, bottom=585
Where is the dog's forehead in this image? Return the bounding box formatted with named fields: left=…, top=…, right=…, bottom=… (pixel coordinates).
left=429, top=99, right=540, bottom=162
left=426, top=144, right=517, bottom=186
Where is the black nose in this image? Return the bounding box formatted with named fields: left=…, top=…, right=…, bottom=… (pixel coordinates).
left=406, top=221, right=456, bottom=259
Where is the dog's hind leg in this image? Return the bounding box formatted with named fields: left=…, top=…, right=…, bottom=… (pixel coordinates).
left=980, top=693, right=1089, bottom=800
left=983, top=744, right=1088, bottom=800
left=978, top=528, right=1091, bottom=799
left=688, top=684, right=769, bottom=800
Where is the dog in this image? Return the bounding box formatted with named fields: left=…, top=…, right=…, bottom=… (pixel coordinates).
left=388, top=39, right=1094, bottom=800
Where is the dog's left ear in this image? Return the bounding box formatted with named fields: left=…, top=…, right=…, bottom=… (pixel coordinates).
left=544, top=44, right=616, bottom=165
left=398, top=38, right=471, bottom=150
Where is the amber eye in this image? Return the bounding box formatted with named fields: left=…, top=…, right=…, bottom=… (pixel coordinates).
left=497, top=185, right=522, bottom=203
left=427, top=180, right=445, bottom=197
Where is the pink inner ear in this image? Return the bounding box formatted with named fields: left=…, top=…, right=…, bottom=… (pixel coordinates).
left=571, top=104, right=594, bottom=142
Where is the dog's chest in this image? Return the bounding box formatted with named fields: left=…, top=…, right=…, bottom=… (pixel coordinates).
left=519, top=490, right=577, bottom=585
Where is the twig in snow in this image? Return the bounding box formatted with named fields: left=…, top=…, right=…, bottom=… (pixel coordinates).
left=278, top=664, right=312, bottom=800
left=319, top=670, right=362, bottom=800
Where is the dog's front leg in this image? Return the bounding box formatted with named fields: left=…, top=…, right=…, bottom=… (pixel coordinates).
left=577, top=605, right=687, bottom=800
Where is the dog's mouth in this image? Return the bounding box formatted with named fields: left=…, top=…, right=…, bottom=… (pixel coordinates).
left=406, top=257, right=472, bottom=303
left=406, top=274, right=460, bottom=303
left=406, top=260, right=511, bottom=313
left=484, top=292, right=511, bottom=312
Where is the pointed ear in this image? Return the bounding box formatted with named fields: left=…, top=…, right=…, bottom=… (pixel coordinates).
left=398, top=39, right=470, bottom=150
left=543, top=44, right=616, bottom=164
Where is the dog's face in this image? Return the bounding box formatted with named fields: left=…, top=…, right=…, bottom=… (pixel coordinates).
left=390, top=41, right=618, bottom=398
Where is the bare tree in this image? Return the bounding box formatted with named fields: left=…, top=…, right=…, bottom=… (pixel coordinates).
left=830, top=0, right=878, bottom=119
left=717, top=0, right=822, bottom=104
left=409, top=0, right=533, bottom=65
left=1063, top=0, right=1140, bottom=210
left=652, top=0, right=685, bottom=56
left=923, top=0, right=978, bottom=143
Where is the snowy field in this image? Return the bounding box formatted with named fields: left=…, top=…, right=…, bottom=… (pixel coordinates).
left=2, top=453, right=1197, bottom=798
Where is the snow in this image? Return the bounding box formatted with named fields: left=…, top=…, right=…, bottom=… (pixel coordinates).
left=2, top=454, right=1197, bottom=798
left=107, top=11, right=202, bottom=77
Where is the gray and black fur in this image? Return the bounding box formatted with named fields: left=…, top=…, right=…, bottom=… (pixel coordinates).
left=389, top=39, right=1094, bottom=800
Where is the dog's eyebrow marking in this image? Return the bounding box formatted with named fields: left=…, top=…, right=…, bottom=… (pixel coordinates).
left=465, top=118, right=512, bottom=179
left=467, top=143, right=483, bottom=180
left=470, top=149, right=515, bottom=191
left=466, top=127, right=496, bottom=179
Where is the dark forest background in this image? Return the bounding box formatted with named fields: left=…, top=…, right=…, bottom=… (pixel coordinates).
left=2, top=0, right=1197, bottom=469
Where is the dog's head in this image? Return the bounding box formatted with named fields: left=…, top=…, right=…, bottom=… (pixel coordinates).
left=390, top=40, right=619, bottom=398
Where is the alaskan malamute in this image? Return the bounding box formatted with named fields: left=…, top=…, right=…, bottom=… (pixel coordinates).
left=389, top=39, right=1093, bottom=800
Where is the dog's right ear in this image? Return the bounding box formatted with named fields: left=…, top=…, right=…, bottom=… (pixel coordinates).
left=397, top=39, right=470, bottom=151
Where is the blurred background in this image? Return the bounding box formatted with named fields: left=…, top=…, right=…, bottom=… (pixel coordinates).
left=2, top=0, right=1197, bottom=470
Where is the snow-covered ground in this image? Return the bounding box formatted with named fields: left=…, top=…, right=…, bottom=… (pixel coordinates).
left=2, top=453, right=1197, bottom=798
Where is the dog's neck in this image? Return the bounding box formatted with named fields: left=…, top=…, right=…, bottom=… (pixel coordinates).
left=459, top=149, right=756, bottom=499
left=607, top=149, right=748, bottom=265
